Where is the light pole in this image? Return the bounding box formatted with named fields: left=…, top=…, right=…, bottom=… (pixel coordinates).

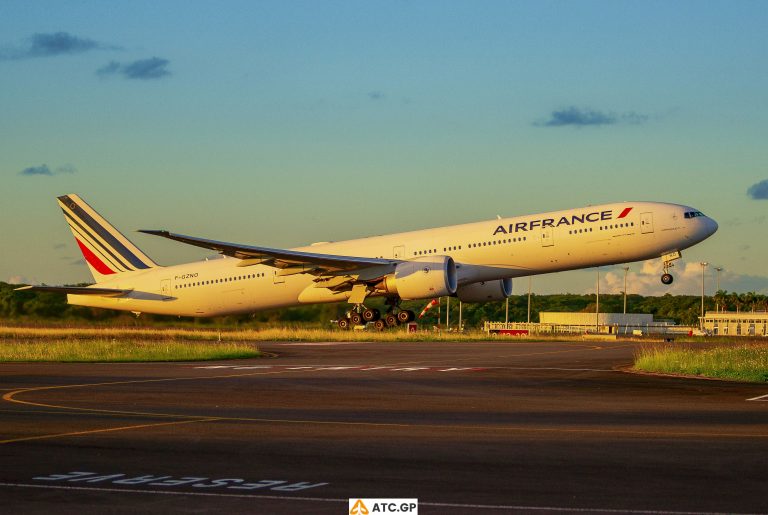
left=622, top=266, right=630, bottom=314
left=505, top=297, right=509, bottom=325
left=527, top=276, right=532, bottom=324
left=714, top=267, right=723, bottom=311
left=595, top=267, right=600, bottom=332
left=700, top=262, right=708, bottom=326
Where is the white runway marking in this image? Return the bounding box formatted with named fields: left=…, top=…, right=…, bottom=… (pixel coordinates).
left=193, top=364, right=613, bottom=373
left=193, top=364, right=489, bottom=373
left=746, top=393, right=768, bottom=402
left=0, top=482, right=341, bottom=503
left=0, top=483, right=758, bottom=514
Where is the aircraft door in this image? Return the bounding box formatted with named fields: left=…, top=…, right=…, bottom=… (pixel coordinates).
left=393, top=245, right=405, bottom=259
left=541, top=227, right=554, bottom=247
left=641, top=212, right=654, bottom=234
left=160, top=279, right=172, bottom=298
left=272, top=269, right=285, bottom=284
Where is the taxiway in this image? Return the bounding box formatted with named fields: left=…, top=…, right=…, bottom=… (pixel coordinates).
left=1, top=340, right=767, bottom=514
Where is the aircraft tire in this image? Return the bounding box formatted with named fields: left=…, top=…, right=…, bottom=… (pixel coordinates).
left=338, top=318, right=350, bottom=330
left=349, top=312, right=363, bottom=326
left=362, top=308, right=380, bottom=322
left=661, top=273, right=674, bottom=285
left=373, top=319, right=386, bottom=331
left=385, top=313, right=399, bottom=327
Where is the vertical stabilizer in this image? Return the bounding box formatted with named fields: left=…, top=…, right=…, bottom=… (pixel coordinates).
left=57, top=194, right=159, bottom=282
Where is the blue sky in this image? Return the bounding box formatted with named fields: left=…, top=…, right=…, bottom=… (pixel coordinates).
left=2, top=0, right=767, bottom=296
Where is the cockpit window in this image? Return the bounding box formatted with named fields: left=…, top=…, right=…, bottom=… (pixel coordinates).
left=684, top=211, right=705, bottom=219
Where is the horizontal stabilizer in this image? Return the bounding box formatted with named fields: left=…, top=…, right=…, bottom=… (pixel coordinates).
left=15, top=285, right=131, bottom=297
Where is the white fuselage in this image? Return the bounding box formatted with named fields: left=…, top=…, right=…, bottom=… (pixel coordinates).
left=69, top=201, right=718, bottom=316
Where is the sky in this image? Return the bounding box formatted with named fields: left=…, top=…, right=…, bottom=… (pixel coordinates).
left=1, top=0, right=767, bottom=297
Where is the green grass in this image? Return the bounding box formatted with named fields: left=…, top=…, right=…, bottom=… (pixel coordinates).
left=634, top=344, right=768, bottom=383
left=0, top=338, right=261, bottom=362
left=0, top=325, right=556, bottom=343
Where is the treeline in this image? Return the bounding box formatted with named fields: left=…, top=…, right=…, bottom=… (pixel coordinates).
left=5, top=281, right=761, bottom=328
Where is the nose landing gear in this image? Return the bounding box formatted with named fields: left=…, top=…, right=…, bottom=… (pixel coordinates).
left=660, top=251, right=682, bottom=285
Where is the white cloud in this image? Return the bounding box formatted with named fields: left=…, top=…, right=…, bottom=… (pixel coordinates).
left=593, top=260, right=768, bottom=296
left=7, top=275, right=35, bottom=285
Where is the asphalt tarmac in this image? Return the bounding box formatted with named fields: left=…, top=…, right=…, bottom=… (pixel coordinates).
left=1, top=340, right=767, bottom=514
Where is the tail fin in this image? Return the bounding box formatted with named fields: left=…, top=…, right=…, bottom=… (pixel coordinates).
left=57, top=194, right=159, bottom=282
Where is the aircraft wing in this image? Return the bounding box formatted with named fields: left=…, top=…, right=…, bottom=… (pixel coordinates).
left=14, top=285, right=131, bottom=297
left=139, top=230, right=395, bottom=273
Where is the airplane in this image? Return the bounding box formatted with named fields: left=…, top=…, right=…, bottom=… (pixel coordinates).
left=17, top=194, right=718, bottom=329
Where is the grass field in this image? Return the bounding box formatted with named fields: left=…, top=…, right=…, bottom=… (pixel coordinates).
left=0, top=325, right=541, bottom=343
left=0, top=339, right=261, bottom=362
left=0, top=325, right=264, bottom=362
left=0, top=324, right=596, bottom=362
left=4, top=324, right=768, bottom=369
left=634, top=344, right=768, bottom=383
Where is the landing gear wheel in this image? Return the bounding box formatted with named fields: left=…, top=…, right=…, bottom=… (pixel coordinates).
left=385, top=313, right=399, bottom=327
left=362, top=308, right=380, bottom=322
left=659, top=251, right=681, bottom=287
left=349, top=312, right=363, bottom=326
left=337, top=318, right=350, bottom=330
left=373, top=319, right=386, bottom=331
left=397, top=310, right=415, bottom=324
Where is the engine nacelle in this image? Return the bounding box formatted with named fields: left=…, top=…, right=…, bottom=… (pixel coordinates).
left=380, top=256, right=457, bottom=300
left=456, top=278, right=512, bottom=303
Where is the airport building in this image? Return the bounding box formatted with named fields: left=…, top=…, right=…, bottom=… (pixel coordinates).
left=699, top=311, right=768, bottom=336
left=486, top=312, right=679, bottom=336
left=539, top=312, right=677, bottom=335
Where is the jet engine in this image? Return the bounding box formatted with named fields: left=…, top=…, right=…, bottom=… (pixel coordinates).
left=456, top=278, right=512, bottom=303
left=378, top=256, right=457, bottom=300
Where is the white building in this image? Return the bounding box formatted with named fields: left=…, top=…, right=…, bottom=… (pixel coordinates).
left=539, top=312, right=676, bottom=335
left=485, top=312, right=678, bottom=335
left=699, top=311, right=768, bottom=336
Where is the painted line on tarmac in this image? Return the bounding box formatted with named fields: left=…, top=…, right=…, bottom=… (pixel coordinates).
left=193, top=364, right=614, bottom=373
left=0, top=418, right=219, bottom=445
left=0, top=482, right=342, bottom=503
left=746, top=393, right=768, bottom=402
left=0, top=482, right=759, bottom=514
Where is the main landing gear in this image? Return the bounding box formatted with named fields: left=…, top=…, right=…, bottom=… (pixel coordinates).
left=338, top=305, right=381, bottom=329
left=337, top=301, right=415, bottom=330
left=660, top=251, right=682, bottom=285
left=375, top=308, right=414, bottom=330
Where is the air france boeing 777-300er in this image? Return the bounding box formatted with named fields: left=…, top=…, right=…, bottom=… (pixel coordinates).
left=18, top=194, right=718, bottom=329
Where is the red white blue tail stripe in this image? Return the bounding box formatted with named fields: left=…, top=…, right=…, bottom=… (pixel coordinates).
left=57, top=194, right=158, bottom=280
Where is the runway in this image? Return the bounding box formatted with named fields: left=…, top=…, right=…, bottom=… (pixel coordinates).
left=1, top=340, right=767, bottom=514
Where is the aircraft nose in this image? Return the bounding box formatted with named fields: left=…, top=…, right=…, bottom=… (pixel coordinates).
left=706, top=216, right=719, bottom=236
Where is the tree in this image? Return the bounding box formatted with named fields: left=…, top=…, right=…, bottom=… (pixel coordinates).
left=756, top=294, right=768, bottom=313
left=744, top=291, right=758, bottom=312
left=729, top=292, right=744, bottom=313
left=714, top=290, right=728, bottom=313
